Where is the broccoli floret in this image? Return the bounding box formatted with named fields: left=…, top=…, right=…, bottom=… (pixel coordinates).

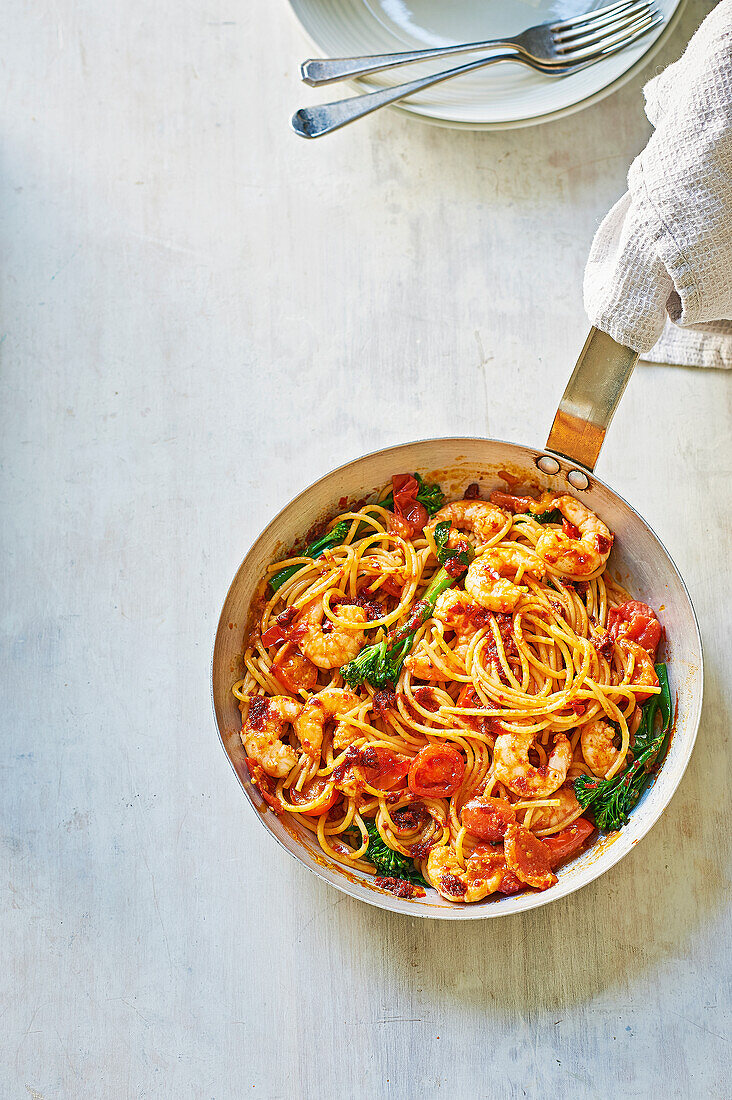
left=341, top=638, right=405, bottom=690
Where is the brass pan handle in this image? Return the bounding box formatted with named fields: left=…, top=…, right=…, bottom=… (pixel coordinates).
left=545, top=327, right=639, bottom=472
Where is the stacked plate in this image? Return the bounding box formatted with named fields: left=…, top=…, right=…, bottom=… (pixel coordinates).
left=288, top=0, right=684, bottom=129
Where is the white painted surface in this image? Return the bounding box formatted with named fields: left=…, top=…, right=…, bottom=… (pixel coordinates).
left=1, top=1, right=729, bottom=1097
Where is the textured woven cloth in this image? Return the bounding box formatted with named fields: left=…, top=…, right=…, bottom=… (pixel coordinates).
left=584, top=1, right=732, bottom=368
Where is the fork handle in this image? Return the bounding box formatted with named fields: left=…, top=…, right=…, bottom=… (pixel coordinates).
left=292, top=51, right=518, bottom=139
left=301, top=39, right=520, bottom=86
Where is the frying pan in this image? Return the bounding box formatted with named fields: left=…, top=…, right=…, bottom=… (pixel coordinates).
left=211, top=328, right=703, bottom=918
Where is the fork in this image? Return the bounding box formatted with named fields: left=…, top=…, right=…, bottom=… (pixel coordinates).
left=302, top=0, right=657, bottom=84
left=292, top=1, right=662, bottom=139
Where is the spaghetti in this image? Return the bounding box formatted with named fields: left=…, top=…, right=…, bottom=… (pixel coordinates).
left=233, top=474, right=668, bottom=904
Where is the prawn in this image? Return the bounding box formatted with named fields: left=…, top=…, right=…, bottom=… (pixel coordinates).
left=426, top=843, right=511, bottom=902
left=581, top=719, right=623, bottom=778
left=518, top=785, right=581, bottom=831
left=294, top=687, right=360, bottom=759
left=404, top=642, right=469, bottom=681
left=618, top=638, right=659, bottom=704
left=299, top=597, right=367, bottom=670
left=332, top=719, right=361, bottom=753
left=465, top=546, right=544, bottom=613
left=536, top=495, right=613, bottom=577
left=493, top=730, right=572, bottom=797
left=432, top=500, right=510, bottom=546
left=433, top=589, right=487, bottom=634
left=242, top=695, right=302, bottom=778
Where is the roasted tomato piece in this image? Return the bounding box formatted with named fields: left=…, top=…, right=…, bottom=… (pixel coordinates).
left=408, top=744, right=465, bottom=798
left=387, top=511, right=419, bottom=541
left=608, top=600, right=663, bottom=657
left=392, top=473, right=429, bottom=537
left=287, top=776, right=338, bottom=817
left=372, top=688, right=398, bottom=718
left=456, top=683, right=480, bottom=708
left=261, top=606, right=306, bottom=647
left=272, top=644, right=318, bottom=693
left=462, top=796, right=517, bottom=842
left=357, top=746, right=412, bottom=791
left=540, top=818, right=595, bottom=869
left=455, top=684, right=488, bottom=734
left=504, top=823, right=557, bottom=890
left=489, top=490, right=534, bottom=514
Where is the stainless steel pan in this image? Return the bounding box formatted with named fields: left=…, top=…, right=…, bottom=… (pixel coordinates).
left=211, top=329, right=703, bottom=918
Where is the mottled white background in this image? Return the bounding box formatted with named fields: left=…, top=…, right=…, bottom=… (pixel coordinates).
left=1, top=1, right=730, bottom=1097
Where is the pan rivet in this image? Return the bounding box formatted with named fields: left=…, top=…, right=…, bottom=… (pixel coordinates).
left=568, top=469, right=590, bottom=490
left=536, top=455, right=561, bottom=475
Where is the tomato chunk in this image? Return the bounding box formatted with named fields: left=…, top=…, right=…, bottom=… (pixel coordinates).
left=504, top=823, right=557, bottom=890
left=272, top=644, right=318, bottom=693
left=608, top=601, right=664, bottom=658
left=288, top=776, right=338, bottom=816
left=357, top=746, right=412, bottom=791
left=408, top=745, right=465, bottom=798
left=261, top=606, right=306, bottom=647
left=392, top=473, right=429, bottom=537
left=455, top=684, right=493, bottom=735
left=489, top=490, right=534, bottom=514
left=541, top=817, right=595, bottom=869
left=462, top=797, right=516, bottom=842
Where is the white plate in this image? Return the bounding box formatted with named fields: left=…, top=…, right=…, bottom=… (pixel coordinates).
left=288, top=0, right=685, bottom=129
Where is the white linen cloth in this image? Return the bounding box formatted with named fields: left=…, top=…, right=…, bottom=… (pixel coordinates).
left=584, top=1, right=732, bottom=368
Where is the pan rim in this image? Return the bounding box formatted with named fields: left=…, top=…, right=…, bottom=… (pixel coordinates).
left=211, top=435, right=704, bottom=919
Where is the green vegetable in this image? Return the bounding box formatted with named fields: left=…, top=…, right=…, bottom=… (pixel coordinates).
left=359, top=819, right=428, bottom=886
left=433, top=520, right=451, bottom=564
left=532, top=508, right=563, bottom=525
left=341, top=548, right=473, bottom=689
left=633, top=663, right=673, bottom=756
left=413, top=473, right=445, bottom=516
left=574, top=663, right=673, bottom=831
left=340, top=636, right=409, bottom=692
left=379, top=473, right=445, bottom=517
left=269, top=520, right=350, bottom=593
left=431, top=520, right=477, bottom=570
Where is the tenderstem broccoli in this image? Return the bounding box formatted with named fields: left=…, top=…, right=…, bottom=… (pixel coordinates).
left=269, top=520, right=350, bottom=593
left=574, top=663, right=673, bottom=831
left=358, top=819, right=428, bottom=886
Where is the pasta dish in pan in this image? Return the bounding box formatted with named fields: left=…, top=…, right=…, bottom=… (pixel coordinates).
left=233, top=473, right=671, bottom=903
